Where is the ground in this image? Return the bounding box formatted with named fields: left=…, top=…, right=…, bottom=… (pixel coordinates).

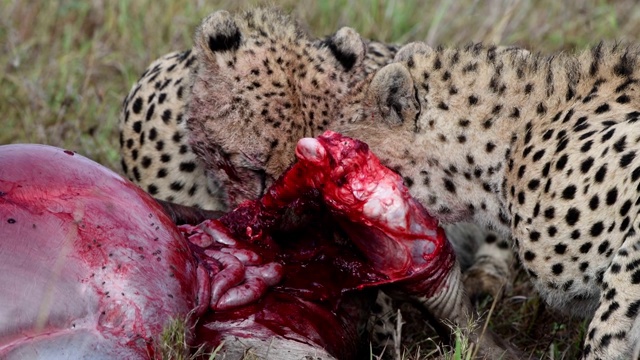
left=3, top=1, right=640, bottom=358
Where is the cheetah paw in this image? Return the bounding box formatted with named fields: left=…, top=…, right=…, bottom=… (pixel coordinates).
left=462, top=262, right=511, bottom=300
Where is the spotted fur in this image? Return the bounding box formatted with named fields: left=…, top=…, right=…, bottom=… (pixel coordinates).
left=346, top=41, right=640, bottom=359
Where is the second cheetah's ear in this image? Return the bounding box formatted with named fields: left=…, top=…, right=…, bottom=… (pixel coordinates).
left=323, top=27, right=367, bottom=72
left=394, top=42, right=433, bottom=62
left=194, top=10, right=242, bottom=63
left=367, top=63, right=419, bottom=127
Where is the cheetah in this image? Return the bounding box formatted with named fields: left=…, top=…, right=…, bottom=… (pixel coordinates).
left=338, top=41, right=640, bottom=359
left=119, top=8, right=514, bottom=302
left=119, top=11, right=397, bottom=211
left=118, top=8, right=517, bottom=357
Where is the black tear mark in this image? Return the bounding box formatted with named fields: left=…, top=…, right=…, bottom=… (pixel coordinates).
left=326, top=40, right=356, bottom=71
left=208, top=30, right=241, bottom=53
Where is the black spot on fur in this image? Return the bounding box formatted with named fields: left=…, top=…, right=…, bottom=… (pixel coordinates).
left=536, top=102, right=547, bottom=115
left=170, top=181, right=184, bottom=192
left=485, top=142, right=496, bottom=153
left=443, top=178, right=456, bottom=193
left=556, top=154, right=568, bottom=170
left=179, top=162, right=197, bottom=173
left=616, top=94, right=631, bottom=103
left=615, top=78, right=637, bottom=93
left=141, top=156, right=152, bottom=169
left=565, top=207, right=580, bottom=226
left=524, top=251, right=536, bottom=261
left=613, top=136, right=627, bottom=153
left=601, top=128, right=615, bottom=142
left=581, top=157, right=594, bottom=173
left=580, top=242, right=592, bottom=254
left=551, top=263, right=564, bottom=275
left=132, top=97, right=143, bottom=114
left=403, top=176, right=414, bottom=187
left=574, top=116, right=589, bottom=132
left=595, top=103, right=611, bottom=114
left=606, top=187, right=618, bottom=205
left=458, top=119, right=470, bottom=127
left=544, top=207, right=555, bottom=219
left=562, top=109, right=575, bottom=123
left=589, top=195, right=599, bottom=210
left=161, top=109, right=172, bottom=124
left=562, top=185, right=576, bottom=200
left=147, top=184, right=158, bottom=195
left=598, top=240, right=610, bottom=255
left=528, top=179, right=540, bottom=190
left=590, top=222, right=604, bottom=237
left=132, top=121, right=142, bottom=134
left=555, top=243, right=567, bottom=254
left=145, top=104, right=155, bottom=121
left=524, top=83, right=533, bottom=94
left=627, top=300, right=640, bottom=318
left=595, top=165, right=607, bottom=183
left=529, top=231, right=540, bottom=241
left=620, top=151, right=636, bottom=168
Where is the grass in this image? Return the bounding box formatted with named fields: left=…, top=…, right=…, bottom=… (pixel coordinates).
left=3, top=0, right=640, bottom=358
left=155, top=316, right=223, bottom=360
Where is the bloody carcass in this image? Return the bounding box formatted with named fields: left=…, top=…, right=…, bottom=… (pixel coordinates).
left=0, top=132, right=485, bottom=359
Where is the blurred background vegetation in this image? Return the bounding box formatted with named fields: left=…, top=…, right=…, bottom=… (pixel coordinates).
left=2, top=1, right=639, bottom=358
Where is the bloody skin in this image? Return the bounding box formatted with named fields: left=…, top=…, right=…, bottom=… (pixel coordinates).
left=0, top=144, right=197, bottom=359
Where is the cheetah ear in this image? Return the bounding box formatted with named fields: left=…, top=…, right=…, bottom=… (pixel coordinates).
left=394, top=42, right=433, bottom=62
left=324, top=27, right=366, bottom=72
left=194, top=10, right=242, bottom=63
left=367, top=63, right=419, bottom=127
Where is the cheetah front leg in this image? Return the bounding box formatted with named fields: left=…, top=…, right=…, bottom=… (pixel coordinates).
left=446, top=223, right=514, bottom=300
left=583, top=223, right=640, bottom=359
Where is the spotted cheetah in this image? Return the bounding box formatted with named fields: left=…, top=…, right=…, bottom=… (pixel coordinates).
left=118, top=10, right=399, bottom=208
left=118, top=7, right=514, bottom=300
left=118, top=8, right=517, bottom=357
left=339, top=41, right=640, bottom=359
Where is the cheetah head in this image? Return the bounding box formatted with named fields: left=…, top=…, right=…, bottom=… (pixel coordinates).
left=339, top=42, right=529, bottom=226
left=186, top=8, right=370, bottom=209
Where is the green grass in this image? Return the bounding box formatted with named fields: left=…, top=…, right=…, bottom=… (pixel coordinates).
left=3, top=0, right=640, bottom=359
